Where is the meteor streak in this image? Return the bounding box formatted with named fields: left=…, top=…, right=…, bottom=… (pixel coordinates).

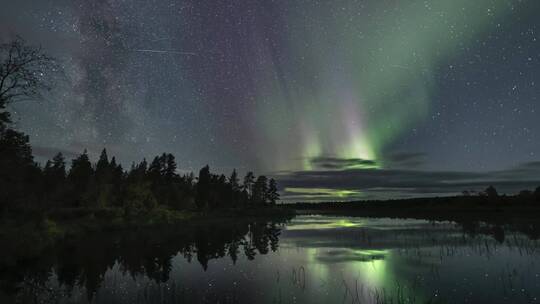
left=133, top=49, right=197, bottom=56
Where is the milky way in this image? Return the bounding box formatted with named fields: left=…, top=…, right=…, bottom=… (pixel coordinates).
left=1, top=0, right=540, bottom=201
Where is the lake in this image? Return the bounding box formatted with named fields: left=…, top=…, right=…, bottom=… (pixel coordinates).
left=4, top=215, right=540, bottom=303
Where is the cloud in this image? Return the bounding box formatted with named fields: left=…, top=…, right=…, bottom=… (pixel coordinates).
left=305, top=153, right=426, bottom=171
left=275, top=160, right=540, bottom=202
left=383, top=152, right=426, bottom=168
left=308, top=156, right=379, bottom=170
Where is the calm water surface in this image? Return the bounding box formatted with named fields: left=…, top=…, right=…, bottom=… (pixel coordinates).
left=9, top=215, right=540, bottom=303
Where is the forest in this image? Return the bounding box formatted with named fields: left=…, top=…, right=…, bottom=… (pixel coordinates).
left=0, top=37, right=284, bottom=227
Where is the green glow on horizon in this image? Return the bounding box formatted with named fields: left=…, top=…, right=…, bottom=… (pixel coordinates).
left=285, top=187, right=363, bottom=200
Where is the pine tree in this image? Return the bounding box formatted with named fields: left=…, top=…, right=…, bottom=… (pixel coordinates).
left=253, top=175, right=268, bottom=205
left=243, top=172, right=255, bottom=199
left=267, top=178, right=279, bottom=205
left=96, top=148, right=109, bottom=170
left=159, top=153, right=168, bottom=177
left=485, top=185, right=498, bottom=198
left=51, top=152, right=66, bottom=179
left=164, top=153, right=177, bottom=181
left=69, top=150, right=93, bottom=181
left=68, top=150, right=94, bottom=206
left=128, top=159, right=147, bottom=182
left=110, top=157, right=124, bottom=185
left=196, top=165, right=211, bottom=209
left=148, top=156, right=161, bottom=183
left=229, top=169, right=240, bottom=192
left=95, top=149, right=110, bottom=183
left=43, top=152, right=66, bottom=188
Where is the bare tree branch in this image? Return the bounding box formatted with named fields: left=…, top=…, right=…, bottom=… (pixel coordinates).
left=0, top=36, right=58, bottom=111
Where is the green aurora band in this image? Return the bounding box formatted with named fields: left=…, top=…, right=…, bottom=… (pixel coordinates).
left=253, top=0, right=509, bottom=173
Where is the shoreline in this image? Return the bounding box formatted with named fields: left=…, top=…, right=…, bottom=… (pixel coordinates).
left=0, top=207, right=296, bottom=263
left=288, top=195, right=540, bottom=224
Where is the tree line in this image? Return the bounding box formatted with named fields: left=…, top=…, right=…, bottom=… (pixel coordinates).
left=462, top=185, right=540, bottom=201
left=1, top=146, right=280, bottom=216
left=0, top=37, right=279, bottom=217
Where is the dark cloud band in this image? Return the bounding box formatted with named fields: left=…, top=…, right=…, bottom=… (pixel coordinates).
left=276, top=161, right=540, bottom=202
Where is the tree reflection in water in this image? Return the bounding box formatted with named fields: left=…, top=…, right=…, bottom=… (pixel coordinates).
left=0, top=218, right=287, bottom=303
left=3, top=216, right=540, bottom=304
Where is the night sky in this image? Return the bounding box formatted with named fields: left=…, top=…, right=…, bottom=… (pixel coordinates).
left=1, top=0, right=540, bottom=201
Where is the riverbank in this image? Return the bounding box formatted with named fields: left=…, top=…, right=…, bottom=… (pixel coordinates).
left=290, top=195, right=540, bottom=224
left=0, top=206, right=296, bottom=266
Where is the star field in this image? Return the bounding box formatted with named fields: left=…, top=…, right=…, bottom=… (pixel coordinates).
left=1, top=0, right=540, bottom=201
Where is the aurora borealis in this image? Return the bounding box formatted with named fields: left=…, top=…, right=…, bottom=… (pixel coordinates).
left=254, top=0, right=510, bottom=171
left=2, top=0, right=540, bottom=201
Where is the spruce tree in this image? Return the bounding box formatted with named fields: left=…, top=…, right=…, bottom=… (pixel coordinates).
left=267, top=178, right=279, bottom=205
left=243, top=172, right=255, bottom=200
